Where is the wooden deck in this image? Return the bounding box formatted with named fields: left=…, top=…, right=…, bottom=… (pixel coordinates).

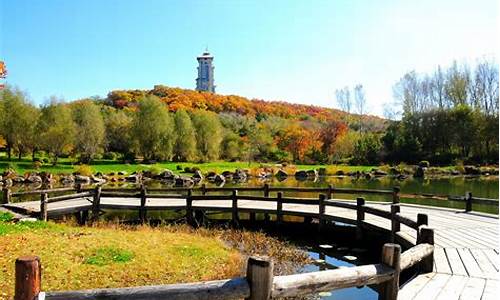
left=3, top=196, right=498, bottom=299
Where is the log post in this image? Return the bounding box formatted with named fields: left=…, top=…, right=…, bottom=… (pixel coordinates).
left=263, top=184, right=269, bottom=197
left=76, top=183, right=83, bottom=193
left=356, top=197, right=365, bottom=240
left=392, top=186, right=400, bottom=204
left=186, top=189, right=194, bottom=226
left=14, top=256, right=41, bottom=300
left=379, top=243, right=401, bottom=300
left=390, top=204, right=400, bottom=242
left=416, top=213, right=428, bottom=242
left=201, top=183, right=206, bottom=196
left=139, top=184, right=147, bottom=223
left=318, top=194, right=326, bottom=233
left=92, top=185, right=101, bottom=221
left=417, top=226, right=434, bottom=273
left=465, top=191, right=473, bottom=212
left=232, top=190, right=239, bottom=227
left=2, top=187, right=11, bottom=204
left=40, top=193, right=48, bottom=221
left=276, top=192, right=283, bottom=225
left=327, top=184, right=333, bottom=199
left=245, top=256, right=273, bottom=300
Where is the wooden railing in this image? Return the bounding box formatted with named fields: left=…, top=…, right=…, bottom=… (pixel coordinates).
left=14, top=227, right=434, bottom=300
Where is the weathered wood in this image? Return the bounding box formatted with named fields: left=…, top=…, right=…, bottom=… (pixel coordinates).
left=47, top=192, right=93, bottom=203
left=100, top=192, right=141, bottom=198
left=40, top=193, right=48, bottom=221
left=263, top=184, right=270, bottom=198
left=400, top=243, right=434, bottom=270
left=2, top=187, right=11, bottom=204
left=190, top=195, right=233, bottom=201
left=280, top=198, right=320, bottom=205
left=391, top=205, right=400, bottom=243
left=327, top=184, right=333, bottom=199
left=392, top=186, right=400, bottom=204
left=15, top=256, right=41, bottom=300
left=417, top=214, right=428, bottom=227
left=465, top=191, right=473, bottom=212
left=92, top=186, right=101, bottom=221
left=45, top=278, right=250, bottom=300
left=145, top=194, right=184, bottom=199
left=318, top=194, right=326, bottom=232
left=272, top=263, right=394, bottom=298
left=379, top=243, right=401, bottom=300
left=139, top=185, right=147, bottom=223
left=417, top=226, right=434, bottom=273
left=231, top=190, right=239, bottom=227
left=323, top=200, right=357, bottom=210
left=276, top=192, right=283, bottom=225
left=363, top=205, right=392, bottom=219
left=394, top=213, right=418, bottom=229
left=201, top=183, right=207, bottom=195
left=245, top=256, right=273, bottom=300
left=186, top=189, right=194, bottom=226
left=356, top=197, right=365, bottom=240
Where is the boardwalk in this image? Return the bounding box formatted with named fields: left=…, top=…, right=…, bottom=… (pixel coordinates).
left=3, top=195, right=499, bottom=299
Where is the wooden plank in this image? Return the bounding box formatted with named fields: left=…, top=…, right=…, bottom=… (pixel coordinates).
left=399, top=273, right=436, bottom=299
left=481, top=279, right=499, bottom=300
left=482, top=249, right=499, bottom=272
left=445, top=248, right=468, bottom=276
left=459, top=277, right=485, bottom=299
left=435, top=247, right=453, bottom=274
left=413, top=273, right=451, bottom=300
left=435, top=275, right=468, bottom=300
left=458, top=248, right=485, bottom=278
left=470, top=249, right=498, bottom=279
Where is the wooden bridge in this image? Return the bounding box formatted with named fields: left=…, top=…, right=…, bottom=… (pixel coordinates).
left=3, top=185, right=498, bottom=300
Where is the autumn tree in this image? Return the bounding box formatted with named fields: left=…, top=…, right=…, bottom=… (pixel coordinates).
left=173, top=110, right=197, bottom=161
left=132, top=95, right=175, bottom=161
left=38, top=99, right=76, bottom=165
left=319, top=119, right=348, bottom=162
left=72, top=100, right=106, bottom=163
left=192, top=110, right=223, bottom=161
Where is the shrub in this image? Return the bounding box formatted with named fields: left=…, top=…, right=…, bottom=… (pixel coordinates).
left=74, top=164, right=93, bottom=177
left=103, top=152, right=119, bottom=160
left=42, top=158, right=50, bottom=164
left=419, top=161, right=430, bottom=168
left=176, top=165, right=183, bottom=170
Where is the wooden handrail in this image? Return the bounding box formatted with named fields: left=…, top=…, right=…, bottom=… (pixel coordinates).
left=400, top=243, right=434, bottom=270
left=47, top=192, right=93, bottom=203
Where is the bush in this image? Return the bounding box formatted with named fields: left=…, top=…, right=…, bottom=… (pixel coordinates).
left=74, top=164, right=93, bottom=177
left=103, top=152, right=119, bottom=160
left=32, top=161, right=42, bottom=170
left=176, top=165, right=183, bottom=170
left=42, top=158, right=50, bottom=164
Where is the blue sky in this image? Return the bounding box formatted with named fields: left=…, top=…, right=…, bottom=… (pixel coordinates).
left=1, top=0, right=497, bottom=116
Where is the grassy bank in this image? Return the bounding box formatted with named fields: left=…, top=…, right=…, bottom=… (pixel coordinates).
left=0, top=212, right=308, bottom=299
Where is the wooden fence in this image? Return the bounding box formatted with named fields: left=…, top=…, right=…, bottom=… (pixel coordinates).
left=14, top=228, right=434, bottom=300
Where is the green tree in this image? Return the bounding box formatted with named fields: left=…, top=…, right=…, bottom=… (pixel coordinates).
left=173, top=110, right=197, bottom=161
left=132, top=96, right=175, bottom=161
left=37, top=99, right=76, bottom=165
left=192, top=110, right=222, bottom=161
left=0, top=86, right=39, bottom=160
left=72, top=100, right=106, bottom=163
left=104, top=109, right=133, bottom=155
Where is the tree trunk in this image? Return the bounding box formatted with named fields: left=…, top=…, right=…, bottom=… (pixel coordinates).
left=32, top=149, right=36, bottom=162
left=7, top=145, right=11, bottom=160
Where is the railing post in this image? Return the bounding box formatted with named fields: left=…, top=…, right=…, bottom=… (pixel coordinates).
left=327, top=184, right=333, bottom=200
left=379, top=243, right=401, bottom=300
left=263, top=184, right=269, bottom=197
left=356, top=197, right=365, bottom=240
left=245, top=256, right=273, bottom=300
left=232, top=190, right=239, bottom=227
left=92, top=185, right=101, bottom=221
left=14, top=256, right=41, bottom=300
left=276, top=192, right=283, bottom=225
left=465, top=191, right=472, bottom=212
left=417, top=226, right=434, bottom=273
left=318, top=194, right=326, bottom=233
left=392, top=186, right=400, bottom=204
left=390, top=204, right=400, bottom=242
left=201, top=183, right=206, bottom=196
left=2, top=187, right=11, bottom=204
left=40, top=193, right=48, bottom=221
left=416, top=213, right=428, bottom=242
left=139, top=184, right=147, bottom=223
left=186, top=189, right=194, bottom=226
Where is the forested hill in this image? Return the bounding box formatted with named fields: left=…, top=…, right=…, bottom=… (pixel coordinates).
left=105, top=85, right=385, bottom=127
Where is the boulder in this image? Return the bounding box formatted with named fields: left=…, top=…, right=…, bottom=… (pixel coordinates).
left=306, top=169, right=318, bottom=178
left=233, top=169, right=247, bottom=180
left=464, top=166, right=481, bottom=175
left=158, top=170, right=176, bottom=180
left=206, top=172, right=218, bottom=180
left=25, top=175, right=43, bottom=183
left=214, top=174, right=225, bottom=184
left=192, top=170, right=204, bottom=180
left=364, top=173, right=372, bottom=180
left=91, top=176, right=107, bottom=184
left=373, top=169, right=388, bottom=176
left=117, top=171, right=127, bottom=176
left=2, top=170, right=16, bottom=178
left=3, top=178, right=13, bottom=187
left=397, top=174, right=408, bottom=181
left=125, top=174, right=140, bottom=182
left=0, top=175, right=2, bottom=182
left=294, top=170, right=308, bottom=178
left=451, top=170, right=460, bottom=176
left=12, top=176, right=25, bottom=184
left=175, top=176, right=194, bottom=187
left=222, top=171, right=233, bottom=178
left=275, top=169, right=288, bottom=178
left=335, top=170, right=345, bottom=176
left=414, top=166, right=426, bottom=178
left=389, top=167, right=401, bottom=175
left=60, top=175, right=75, bottom=184
left=75, top=175, right=91, bottom=184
